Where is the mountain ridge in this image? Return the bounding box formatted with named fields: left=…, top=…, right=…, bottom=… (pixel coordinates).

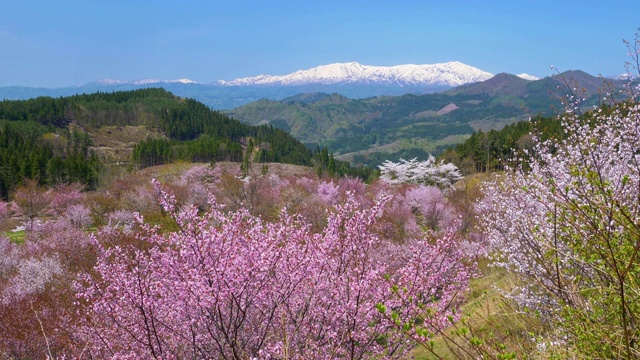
left=0, top=64, right=611, bottom=110
left=226, top=70, right=629, bottom=167
left=92, top=78, right=198, bottom=86
left=448, top=70, right=623, bottom=98
left=217, top=61, right=494, bottom=87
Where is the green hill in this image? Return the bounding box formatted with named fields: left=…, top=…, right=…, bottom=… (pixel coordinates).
left=227, top=71, right=622, bottom=167
left=445, top=101, right=634, bottom=175
left=0, top=88, right=316, bottom=199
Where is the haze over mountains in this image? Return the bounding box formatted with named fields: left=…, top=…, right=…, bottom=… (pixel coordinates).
left=1, top=61, right=539, bottom=109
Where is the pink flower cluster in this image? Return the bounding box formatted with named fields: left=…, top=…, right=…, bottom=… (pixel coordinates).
left=76, top=181, right=473, bottom=359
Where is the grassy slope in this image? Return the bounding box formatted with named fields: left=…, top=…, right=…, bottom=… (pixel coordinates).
left=76, top=123, right=165, bottom=164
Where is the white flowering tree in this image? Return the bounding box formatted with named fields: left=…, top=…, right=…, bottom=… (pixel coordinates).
left=481, top=100, right=640, bottom=357
left=378, top=156, right=463, bottom=188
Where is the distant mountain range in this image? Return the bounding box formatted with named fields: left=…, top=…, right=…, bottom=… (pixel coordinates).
left=0, top=61, right=530, bottom=109
left=217, top=61, right=496, bottom=86
left=92, top=78, right=198, bottom=86
left=1, top=61, right=631, bottom=168
left=226, top=70, right=630, bottom=167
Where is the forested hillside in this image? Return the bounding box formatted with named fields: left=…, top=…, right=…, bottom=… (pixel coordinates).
left=0, top=120, right=100, bottom=199
left=227, top=70, right=624, bottom=167
left=442, top=102, right=636, bottom=175
left=0, top=89, right=351, bottom=199
left=442, top=114, right=564, bottom=174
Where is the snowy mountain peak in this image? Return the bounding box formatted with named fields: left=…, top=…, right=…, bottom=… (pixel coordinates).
left=516, top=73, right=539, bottom=81
left=171, top=78, right=198, bottom=84
left=95, top=79, right=130, bottom=85
left=93, top=78, right=198, bottom=86
left=218, top=61, right=494, bottom=87
left=131, top=78, right=198, bottom=85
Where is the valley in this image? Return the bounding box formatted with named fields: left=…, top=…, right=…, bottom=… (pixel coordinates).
left=0, top=58, right=638, bottom=360
left=3, top=1, right=640, bottom=357
left=228, top=70, right=621, bottom=166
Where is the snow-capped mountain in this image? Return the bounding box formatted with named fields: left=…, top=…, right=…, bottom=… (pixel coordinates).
left=93, top=79, right=130, bottom=86
left=516, top=73, right=539, bottom=81
left=607, top=73, right=640, bottom=80
left=1, top=63, right=563, bottom=109
left=94, top=78, right=198, bottom=86
left=218, top=61, right=493, bottom=87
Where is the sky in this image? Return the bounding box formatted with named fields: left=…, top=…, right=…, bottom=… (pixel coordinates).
left=1, top=0, right=639, bottom=88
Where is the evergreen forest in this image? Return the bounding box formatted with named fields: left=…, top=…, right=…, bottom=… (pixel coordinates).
left=0, top=88, right=374, bottom=200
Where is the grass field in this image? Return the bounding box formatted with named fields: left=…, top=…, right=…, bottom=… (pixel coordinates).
left=413, top=258, right=539, bottom=359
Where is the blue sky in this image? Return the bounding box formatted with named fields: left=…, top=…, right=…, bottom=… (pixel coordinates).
left=1, top=0, right=638, bottom=87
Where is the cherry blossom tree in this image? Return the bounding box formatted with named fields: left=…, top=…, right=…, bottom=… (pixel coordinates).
left=405, top=185, right=455, bottom=232
left=481, top=99, right=640, bottom=357
left=106, top=209, right=136, bottom=229
left=0, top=201, right=10, bottom=223
left=316, top=180, right=340, bottom=205
left=47, top=183, right=85, bottom=217
left=175, top=164, right=222, bottom=211
left=338, top=177, right=367, bottom=201
left=11, top=180, right=54, bottom=231
left=0, top=220, right=93, bottom=359
left=65, top=204, right=92, bottom=229
left=378, top=156, right=462, bottom=188
left=75, top=180, right=473, bottom=359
